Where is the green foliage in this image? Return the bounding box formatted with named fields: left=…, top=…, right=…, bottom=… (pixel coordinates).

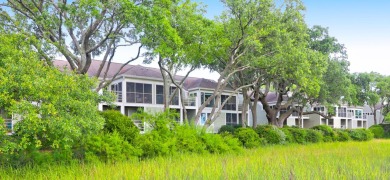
left=132, top=110, right=241, bottom=158
left=255, top=125, right=286, bottom=145
left=218, top=125, right=240, bottom=134
left=172, top=125, right=206, bottom=154
left=0, top=34, right=108, bottom=154
left=234, top=128, right=262, bottom=148
left=347, top=129, right=374, bottom=141
left=199, top=133, right=235, bottom=154
left=100, top=110, right=140, bottom=143
left=280, top=127, right=295, bottom=144
left=305, top=129, right=324, bottom=143
left=287, top=128, right=307, bottom=144
left=84, top=131, right=142, bottom=163
left=334, top=129, right=351, bottom=142
left=369, top=125, right=385, bottom=138
left=312, top=125, right=336, bottom=142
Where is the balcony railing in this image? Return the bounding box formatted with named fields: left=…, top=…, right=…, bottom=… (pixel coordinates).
left=238, top=104, right=243, bottom=111
left=183, top=97, right=196, bottom=106
left=112, top=91, right=122, bottom=102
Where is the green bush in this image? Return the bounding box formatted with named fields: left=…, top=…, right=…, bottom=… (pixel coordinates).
left=334, top=129, right=351, bottom=142
left=312, top=125, right=336, bottom=142
left=234, top=128, right=262, bottom=148
left=100, top=110, right=140, bottom=143
left=200, top=133, right=233, bottom=154
left=218, top=125, right=239, bottom=134
left=287, top=128, right=307, bottom=144
left=348, top=129, right=374, bottom=141
left=280, top=128, right=295, bottom=143
left=85, top=131, right=142, bottom=163
left=136, top=131, right=175, bottom=158
left=172, top=125, right=206, bottom=154
left=369, top=125, right=385, bottom=138
left=305, top=129, right=323, bottom=143
left=221, top=134, right=243, bottom=153
left=255, top=125, right=286, bottom=145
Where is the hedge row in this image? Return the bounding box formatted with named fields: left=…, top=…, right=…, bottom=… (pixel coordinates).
left=219, top=124, right=375, bottom=147
left=0, top=110, right=379, bottom=166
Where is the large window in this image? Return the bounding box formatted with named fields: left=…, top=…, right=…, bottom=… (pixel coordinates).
left=226, top=113, right=238, bottom=125
left=355, top=110, right=362, bottom=119
left=110, top=82, right=122, bottom=102
left=156, top=85, right=179, bottom=105
left=221, top=95, right=236, bottom=110
left=201, top=92, right=215, bottom=107
left=126, top=82, right=152, bottom=104
left=338, top=107, right=347, bottom=117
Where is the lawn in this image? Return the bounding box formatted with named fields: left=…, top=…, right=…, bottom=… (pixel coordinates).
left=2, top=140, right=390, bottom=179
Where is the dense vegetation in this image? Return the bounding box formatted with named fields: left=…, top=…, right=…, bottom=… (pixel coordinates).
left=1, top=140, right=390, bottom=179
left=0, top=1, right=389, bottom=178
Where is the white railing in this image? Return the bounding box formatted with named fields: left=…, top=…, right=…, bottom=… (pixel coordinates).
left=238, top=104, right=243, bottom=111
left=183, top=98, right=196, bottom=106
left=112, top=91, right=122, bottom=102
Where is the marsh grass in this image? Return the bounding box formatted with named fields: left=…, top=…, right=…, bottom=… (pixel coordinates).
left=2, top=140, right=390, bottom=179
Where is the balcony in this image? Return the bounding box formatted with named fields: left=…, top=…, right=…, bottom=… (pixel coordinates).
left=112, top=91, right=122, bottom=102
left=183, top=97, right=196, bottom=106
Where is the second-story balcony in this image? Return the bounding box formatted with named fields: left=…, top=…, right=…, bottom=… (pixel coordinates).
left=183, top=97, right=196, bottom=106
left=112, top=91, right=122, bottom=102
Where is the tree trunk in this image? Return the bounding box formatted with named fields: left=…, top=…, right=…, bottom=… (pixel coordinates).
left=251, top=87, right=260, bottom=127
left=241, top=88, right=249, bottom=127
left=374, top=109, right=377, bottom=125
left=179, top=87, right=188, bottom=124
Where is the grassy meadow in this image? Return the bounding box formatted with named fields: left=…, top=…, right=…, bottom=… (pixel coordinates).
left=2, top=140, right=390, bottom=179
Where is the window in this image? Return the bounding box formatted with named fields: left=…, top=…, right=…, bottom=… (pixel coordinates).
left=156, top=85, right=179, bottom=105
left=313, top=107, right=325, bottom=112
left=338, top=107, right=347, bottom=117
left=221, top=95, right=236, bottom=110
left=200, top=113, right=209, bottom=125
left=201, top=92, right=215, bottom=107
left=355, top=110, right=362, bottom=119
left=328, top=119, right=334, bottom=128
left=0, top=108, right=12, bottom=133
left=110, top=82, right=122, bottom=102
left=126, top=82, right=152, bottom=104
left=226, top=113, right=238, bottom=125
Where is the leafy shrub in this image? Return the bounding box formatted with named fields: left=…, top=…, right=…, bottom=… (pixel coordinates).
left=199, top=133, right=233, bottom=154
left=218, top=125, right=237, bottom=134
left=348, top=129, right=374, bottom=141
left=312, top=125, right=336, bottom=142
left=221, top=134, right=243, bottom=153
left=287, top=128, right=307, bottom=144
left=369, top=125, right=384, bottom=138
left=85, top=131, right=142, bottom=163
left=100, top=110, right=140, bottom=143
left=136, top=131, right=175, bottom=158
left=255, top=125, right=286, bottom=145
left=334, top=129, right=351, bottom=142
left=234, top=128, right=262, bottom=148
left=280, top=128, right=295, bottom=143
left=305, top=129, right=323, bottom=143
left=172, top=125, right=206, bottom=154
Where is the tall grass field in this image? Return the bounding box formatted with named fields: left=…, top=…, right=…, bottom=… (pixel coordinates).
left=2, top=140, right=390, bottom=179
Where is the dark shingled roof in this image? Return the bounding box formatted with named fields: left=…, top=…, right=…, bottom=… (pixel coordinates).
left=53, top=59, right=223, bottom=90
